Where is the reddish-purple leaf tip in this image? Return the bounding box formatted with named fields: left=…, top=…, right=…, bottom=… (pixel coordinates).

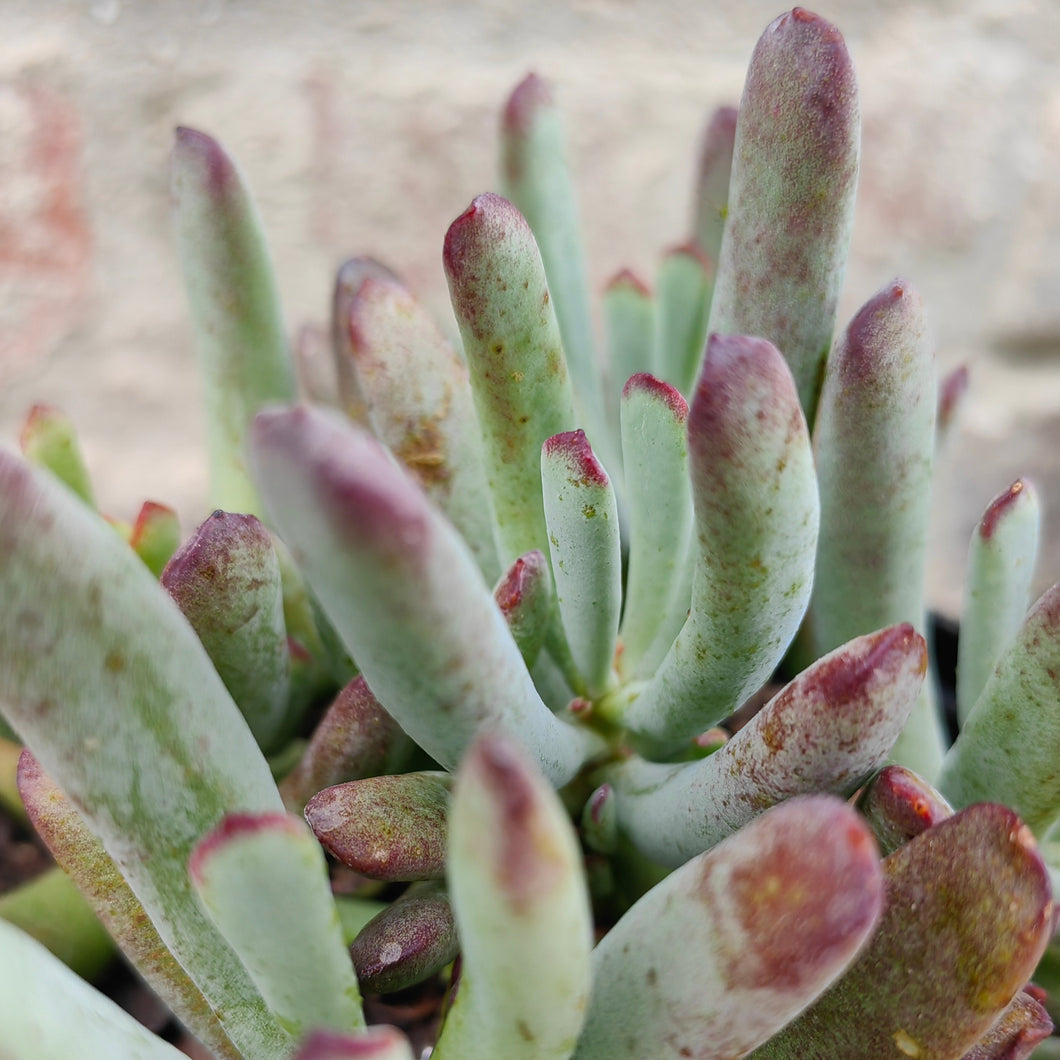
left=788, top=5, right=843, bottom=41
left=938, top=363, right=970, bottom=431
left=442, top=193, right=531, bottom=297
left=494, top=550, right=548, bottom=614
left=979, top=479, right=1032, bottom=542
left=291, top=1027, right=410, bottom=1059
left=188, top=811, right=299, bottom=886
left=605, top=268, right=651, bottom=297
left=173, top=126, right=237, bottom=198
left=542, top=429, right=609, bottom=488
left=503, top=72, right=554, bottom=134
left=622, top=372, right=689, bottom=421
left=662, top=240, right=714, bottom=272
left=589, top=783, right=613, bottom=825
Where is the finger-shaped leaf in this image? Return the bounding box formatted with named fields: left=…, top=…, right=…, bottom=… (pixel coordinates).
left=291, top=1027, right=415, bottom=1060
left=172, top=127, right=296, bottom=517
left=855, top=763, right=952, bottom=856
left=129, top=501, right=181, bottom=577
left=617, top=373, right=692, bottom=678
left=581, top=782, right=618, bottom=855
left=0, top=918, right=189, bottom=1060
left=345, top=275, right=500, bottom=581
left=494, top=550, right=552, bottom=669
left=690, top=105, right=738, bottom=263
left=349, top=881, right=458, bottom=994
left=612, top=624, right=925, bottom=866
left=442, top=192, right=577, bottom=567
left=937, top=363, right=970, bottom=448
left=432, top=732, right=592, bottom=1060
left=573, top=795, right=883, bottom=1060
left=17, top=751, right=243, bottom=1060
left=957, top=479, right=1040, bottom=726
left=939, top=582, right=1060, bottom=835
left=0, top=451, right=289, bottom=1060
left=306, top=773, right=451, bottom=882
left=541, top=430, right=621, bottom=697
left=708, top=8, right=859, bottom=424
left=621, top=333, right=818, bottom=749
left=654, top=244, right=712, bottom=396
left=603, top=270, right=654, bottom=403
left=19, top=403, right=95, bottom=506
left=501, top=74, right=605, bottom=451
left=162, top=510, right=292, bottom=753
left=250, top=406, right=602, bottom=784
left=279, top=677, right=409, bottom=814
left=960, top=991, right=1052, bottom=1060
left=189, top=812, right=364, bottom=1037
left=755, top=803, right=1053, bottom=1060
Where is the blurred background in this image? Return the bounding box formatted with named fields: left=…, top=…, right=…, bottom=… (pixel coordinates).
left=2, top=0, right=1059, bottom=617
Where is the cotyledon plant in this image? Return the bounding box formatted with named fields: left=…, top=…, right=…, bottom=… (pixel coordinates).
left=1, top=6, right=1059, bottom=1060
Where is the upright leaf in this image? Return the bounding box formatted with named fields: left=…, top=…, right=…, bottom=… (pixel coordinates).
left=690, top=105, right=738, bottom=263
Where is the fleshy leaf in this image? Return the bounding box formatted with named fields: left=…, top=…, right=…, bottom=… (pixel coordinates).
left=432, top=731, right=592, bottom=1060
left=189, top=811, right=364, bottom=1037
left=0, top=451, right=290, bottom=1060
left=937, top=363, right=970, bottom=447
left=349, top=881, right=458, bottom=994
left=19, top=403, right=95, bottom=506
left=280, top=677, right=409, bottom=814
left=617, top=373, right=692, bottom=678
left=855, top=763, right=953, bottom=856
left=612, top=624, right=925, bottom=865
left=442, top=192, right=577, bottom=567
left=620, top=333, right=818, bottom=749
left=344, top=275, right=500, bottom=581
left=690, top=105, right=738, bottom=263
left=162, top=510, right=292, bottom=753
left=0, top=918, right=189, bottom=1060
left=250, top=406, right=602, bottom=784
left=653, top=243, right=713, bottom=396
left=172, top=127, right=296, bottom=517
left=956, top=478, right=1040, bottom=726
left=708, top=8, right=859, bottom=424
left=17, top=751, right=243, bottom=1060
left=572, top=795, right=883, bottom=1060
left=603, top=270, right=654, bottom=402
left=291, top=1027, right=415, bottom=1060
left=959, top=991, right=1052, bottom=1060
left=305, top=772, right=451, bottom=882
left=493, top=550, right=552, bottom=669
left=753, top=803, right=1053, bottom=1059
left=129, top=501, right=181, bottom=577
left=939, top=582, right=1060, bottom=835
left=541, top=430, right=621, bottom=697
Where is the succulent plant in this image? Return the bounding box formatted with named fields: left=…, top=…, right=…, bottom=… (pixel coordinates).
left=2, top=7, right=1059, bottom=1060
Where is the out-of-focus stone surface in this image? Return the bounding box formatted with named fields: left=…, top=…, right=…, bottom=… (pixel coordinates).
left=1, top=0, right=1059, bottom=617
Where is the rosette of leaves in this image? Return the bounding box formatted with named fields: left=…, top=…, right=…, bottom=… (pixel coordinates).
left=0, top=8, right=1058, bottom=1060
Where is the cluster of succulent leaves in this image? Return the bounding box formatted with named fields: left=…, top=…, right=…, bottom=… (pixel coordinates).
left=3, top=7, right=1060, bottom=1060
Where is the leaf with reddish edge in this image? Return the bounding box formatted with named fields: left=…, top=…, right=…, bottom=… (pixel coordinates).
left=345, top=275, right=501, bottom=582
left=493, top=549, right=552, bottom=669
left=541, top=429, right=621, bottom=698
left=938, top=363, right=970, bottom=447
left=603, top=269, right=655, bottom=404
left=619, top=333, right=818, bottom=752
left=349, top=881, right=458, bottom=994
left=654, top=243, right=713, bottom=396
left=501, top=74, right=607, bottom=461
left=432, top=732, right=592, bottom=1060
left=0, top=451, right=289, bottom=1060
left=855, top=763, right=953, bottom=856
left=0, top=918, right=190, bottom=1060
left=17, top=751, right=243, bottom=1060
left=752, top=803, right=1053, bottom=1060
left=809, top=278, right=942, bottom=779
left=581, top=782, right=618, bottom=855
left=939, top=582, right=1060, bottom=835
left=617, top=373, right=692, bottom=680
left=172, top=127, right=296, bottom=517
left=572, top=795, right=883, bottom=1060
left=691, top=104, right=738, bottom=263
left=249, top=405, right=603, bottom=785
left=957, top=478, right=1040, bottom=727
left=609, top=624, right=925, bottom=867
left=19, top=403, right=95, bottom=507
left=442, top=192, right=578, bottom=569
left=189, top=811, right=364, bottom=1038
left=162, top=510, right=292, bottom=754
left=960, top=991, right=1052, bottom=1060
left=708, top=8, right=859, bottom=425
left=305, top=773, right=451, bottom=882
left=279, top=676, right=410, bottom=814
left=291, top=1027, right=415, bottom=1060
left=129, top=501, right=180, bottom=577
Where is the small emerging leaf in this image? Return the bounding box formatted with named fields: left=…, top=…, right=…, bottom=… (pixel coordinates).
left=19, top=403, right=95, bottom=506
left=493, top=550, right=552, bottom=669
left=129, top=501, right=181, bottom=577
left=855, top=763, right=953, bottom=856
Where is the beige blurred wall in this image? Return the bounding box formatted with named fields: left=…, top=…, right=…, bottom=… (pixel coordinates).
left=2, top=0, right=1060, bottom=615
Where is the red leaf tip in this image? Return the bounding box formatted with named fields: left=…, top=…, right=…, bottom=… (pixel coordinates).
left=605, top=268, right=651, bottom=296
left=979, top=478, right=1033, bottom=541
left=292, top=1027, right=410, bottom=1059
left=622, top=372, right=690, bottom=421
left=503, top=72, right=554, bottom=134
left=543, top=429, right=609, bottom=488
left=189, top=811, right=300, bottom=885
